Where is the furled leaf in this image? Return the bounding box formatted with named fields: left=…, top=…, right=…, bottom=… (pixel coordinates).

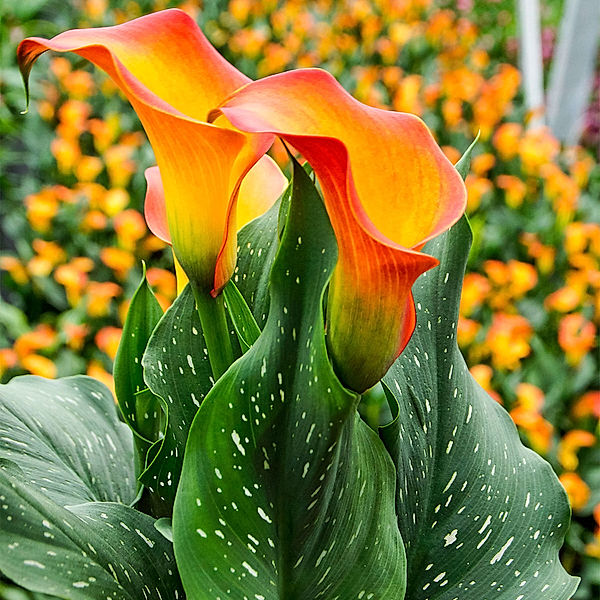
left=114, top=265, right=164, bottom=447
left=454, top=134, right=479, bottom=180
left=154, top=517, right=173, bottom=542
left=0, top=459, right=183, bottom=600
left=222, top=280, right=261, bottom=352
left=381, top=216, right=579, bottom=599
left=141, top=285, right=213, bottom=513
left=0, top=375, right=135, bottom=507
left=173, top=159, right=406, bottom=598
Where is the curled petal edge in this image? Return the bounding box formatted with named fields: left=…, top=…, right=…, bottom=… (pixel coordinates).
left=18, top=16, right=274, bottom=295
left=214, top=70, right=466, bottom=390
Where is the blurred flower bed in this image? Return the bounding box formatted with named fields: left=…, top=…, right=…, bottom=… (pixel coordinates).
left=1, top=0, right=598, bottom=596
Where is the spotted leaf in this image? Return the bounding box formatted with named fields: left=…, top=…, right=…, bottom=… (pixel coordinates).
left=140, top=285, right=214, bottom=514
left=113, top=266, right=164, bottom=474
left=172, top=158, right=406, bottom=598
left=0, top=375, right=135, bottom=507
left=0, top=459, right=182, bottom=600
left=232, top=188, right=289, bottom=329
left=381, top=216, right=579, bottom=599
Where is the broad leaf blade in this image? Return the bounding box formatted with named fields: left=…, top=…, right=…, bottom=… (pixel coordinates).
left=0, top=375, right=135, bottom=506
left=173, top=159, right=406, bottom=598
left=0, top=460, right=183, bottom=600
left=381, top=216, right=579, bottom=599
left=141, top=285, right=213, bottom=513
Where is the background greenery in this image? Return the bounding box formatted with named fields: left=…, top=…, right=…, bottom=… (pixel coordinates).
left=1, top=0, right=598, bottom=597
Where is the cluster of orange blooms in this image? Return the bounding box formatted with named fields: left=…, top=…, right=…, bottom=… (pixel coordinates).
left=0, top=51, right=177, bottom=391
left=1, top=0, right=598, bottom=566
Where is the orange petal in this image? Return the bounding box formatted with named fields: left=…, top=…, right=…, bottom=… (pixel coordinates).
left=236, top=155, right=288, bottom=229
left=19, top=9, right=248, bottom=122
left=144, top=157, right=286, bottom=294
left=143, top=157, right=287, bottom=241
left=144, top=166, right=170, bottom=244
left=18, top=9, right=273, bottom=294
left=217, top=69, right=466, bottom=391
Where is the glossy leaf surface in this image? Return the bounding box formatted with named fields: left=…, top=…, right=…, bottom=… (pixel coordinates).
left=0, top=375, right=135, bottom=506
left=381, top=217, right=579, bottom=599
left=173, top=160, right=406, bottom=598
left=233, top=197, right=282, bottom=328
left=114, top=267, right=163, bottom=465
left=141, top=285, right=213, bottom=512
left=222, top=281, right=261, bottom=352
left=0, top=460, right=182, bottom=600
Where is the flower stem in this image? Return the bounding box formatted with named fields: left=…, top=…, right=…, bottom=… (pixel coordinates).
left=192, top=284, right=234, bottom=381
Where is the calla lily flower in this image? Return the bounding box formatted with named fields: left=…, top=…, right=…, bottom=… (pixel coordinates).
left=213, top=69, right=466, bottom=392
left=144, top=157, right=286, bottom=294
left=18, top=9, right=286, bottom=296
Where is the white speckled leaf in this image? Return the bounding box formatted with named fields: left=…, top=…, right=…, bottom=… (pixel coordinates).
left=0, top=375, right=135, bottom=507
left=233, top=193, right=284, bottom=329
left=381, top=216, right=579, bottom=599
left=173, top=160, right=406, bottom=599
left=0, top=459, right=183, bottom=599
left=140, top=285, right=214, bottom=513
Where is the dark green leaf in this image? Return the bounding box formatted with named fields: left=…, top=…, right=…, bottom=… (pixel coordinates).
left=0, top=375, right=135, bottom=506
left=154, top=517, right=173, bottom=542
left=173, top=158, right=406, bottom=598
left=141, top=285, right=213, bottom=514
left=455, top=133, right=480, bottom=179
left=0, top=578, right=59, bottom=600
left=222, top=280, right=261, bottom=352
left=114, top=265, right=163, bottom=445
left=234, top=196, right=282, bottom=328
left=0, top=459, right=182, bottom=600
left=381, top=216, right=579, bottom=599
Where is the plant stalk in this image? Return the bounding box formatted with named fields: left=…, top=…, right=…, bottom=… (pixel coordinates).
left=192, top=284, right=234, bottom=381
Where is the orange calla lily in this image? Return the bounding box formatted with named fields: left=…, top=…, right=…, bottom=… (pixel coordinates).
left=18, top=9, right=285, bottom=296
left=214, top=69, right=466, bottom=391
left=144, top=156, right=287, bottom=293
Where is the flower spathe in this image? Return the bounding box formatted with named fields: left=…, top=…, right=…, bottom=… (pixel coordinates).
left=144, top=156, right=287, bottom=294
left=214, top=69, right=467, bottom=391
left=18, top=9, right=285, bottom=295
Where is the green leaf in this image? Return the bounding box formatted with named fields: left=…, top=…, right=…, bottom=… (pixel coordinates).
left=114, top=265, right=164, bottom=446
left=222, top=280, right=261, bottom=352
left=234, top=196, right=282, bottom=328
left=381, top=216, right=579, bottom=599
left=173, top=158, right=406, bottom=598
left=154, top=517, right=173, bottom=542
left=0, top=579, right=59, bottom=600
left=454, top=133, right=480, bottom=179
left=0, top=302, right=29, bottom=340
left=0, top=459, right=182, bottom=600
left=0, top=375, right=135, bottom=507
left=141, top=285, right=213, bottom=514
